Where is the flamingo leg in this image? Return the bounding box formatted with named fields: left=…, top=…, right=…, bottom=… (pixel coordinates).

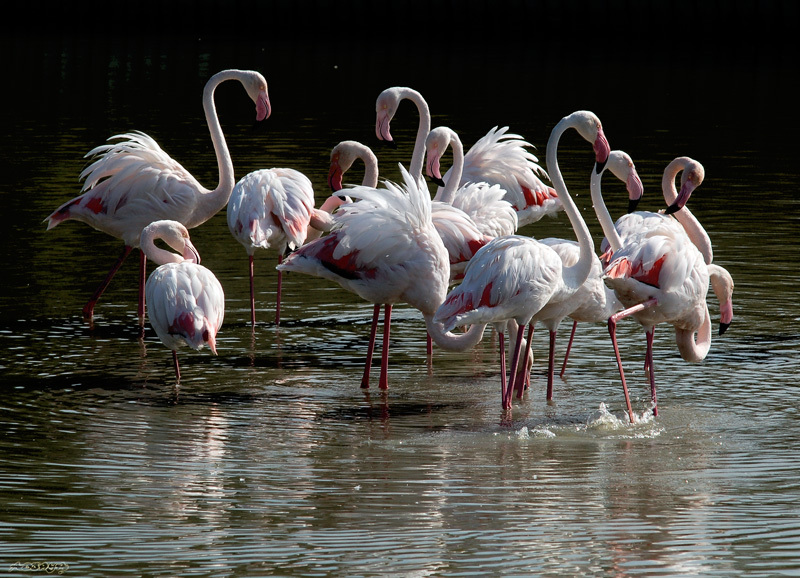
left=503, top=324, right=527, bottom=410
left=172, top=350, right=181, bottom=384
left=645, top=328, right=658, bottom=416
left=138, top=250, right=147, bottom=328
left=515, top=324, right=534, bottom=399
left=275, top=255, right=283, bottom=326
left=83, top=244, right=133, bottom=322
left=607, top=298, right=658, bottom=423
left=249, top=255, right=256, bottom=326
left=560, top=320, right=578, bottom=378
left=361, top=304, right=380, bottom=389
left=546, top=329, right=557, bottom=401
left=498, top=331, right=507, bottom=407
left=378, top=304, right=392, bottom=390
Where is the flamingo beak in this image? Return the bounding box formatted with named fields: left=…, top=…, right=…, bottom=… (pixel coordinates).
left=594, top=126, right=611, bottom=173
left=665, top=179, right=697, bottom=215
left=328, top=162, right=343, bottom=192
left=256, top=92, right=271, bottom=122
left=627, top=168, right=644, bottom=213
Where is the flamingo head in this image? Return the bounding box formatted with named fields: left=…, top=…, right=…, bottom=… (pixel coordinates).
left=424, top=127, right=451, bottom=187
left=665, top=159, right=705, bottom=215
left=606, top=150, right=644, bottom=213
left=242, top=71, right=271, bottom=121
left=375, top=88, right=400, bottom=145
left=141, top=220, right=201, bottom=265
left=569, top=111, right=611, bottom=172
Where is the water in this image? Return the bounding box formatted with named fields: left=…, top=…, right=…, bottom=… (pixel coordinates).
left=2, top=7, right=800, bottom=576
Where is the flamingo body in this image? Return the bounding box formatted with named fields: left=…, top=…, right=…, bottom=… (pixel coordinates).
left=45, top=69, right=270, bottom=323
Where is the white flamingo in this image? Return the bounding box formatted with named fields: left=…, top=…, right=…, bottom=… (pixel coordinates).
left=227, top=167, right=345, bottom=326
left=46, top=69, right=269, bottom=326
left=602, top=157, right=733, bottom=420
left=375, top=86, right=560, bottom=226
left=556, top=151, right=645, bottom=382
left=278, top=164, right=487, bottom=390
left=434, top=110, right=611, bottom=410
left=141, top=220, right=224, bottom=383
left=424, top=126, right=518, bottom=238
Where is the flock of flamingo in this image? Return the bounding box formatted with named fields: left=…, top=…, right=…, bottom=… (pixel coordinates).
left=44, top=69, right=734, bottom=422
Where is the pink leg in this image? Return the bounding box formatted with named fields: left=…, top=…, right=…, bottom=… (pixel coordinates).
left=560, top=320, right=578, bottom=378
left=172, top=350, right=181, bottom=383
left=275, top=255, right=283, bottom=326
left=503, top=324, right=528, bottom=410
left=249, top=255, right=256, bottom=326
left=378, top=304, right=392, bottom=390
left=138, top=250, right=147, bottom=328
left=83, top=244, right=133, bottom=322
left=515, top=324, right=534, bottom=399
left=498, top=331, right=507, bottom=407
left=546, top=329, right=557, bottom=401
left=607, top=298, right=658, bottom=423
left=645, top=327, right=658, bottom=416
left=361, top=304, right=380, bottom=389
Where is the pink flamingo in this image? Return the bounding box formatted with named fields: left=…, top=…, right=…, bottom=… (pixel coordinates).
left=603, top=157, right=734, bottom=421
left=434, top=110, right=611, bottom=410
left=45, top=69, right=269, bottom=326
left=556, top=150, right=645, bottom=382
left=278, top=164, right=487, bottom=390
left=375, top=87, right=560, bottom=226
left=424, top=126, right=518, bottom=238
left=227, top=168, right=345, bottom=326
left=141, top=220, right=225, bottom=383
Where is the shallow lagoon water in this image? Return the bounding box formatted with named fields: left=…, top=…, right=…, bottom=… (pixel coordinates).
left=2, top=7, right=800, bottom=576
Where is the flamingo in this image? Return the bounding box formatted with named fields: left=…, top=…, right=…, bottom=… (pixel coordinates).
left=277, top=164, right=487, bottom=390
left=557, top=151, right=645, bottom=381
left=434, top=110, right=611, bottom=410
left=375, top=86, right=560, bottom=226
left=141, top=220, right=224, bottom=383
left=424, top=126, right=518, bottom=238
left=45, top=69, right=269, bottom=326
left=227, top=167, right=346, bottom=326
left=327, top=140, right=491, bottom=282
left=602, top=157, right=733, bottom=421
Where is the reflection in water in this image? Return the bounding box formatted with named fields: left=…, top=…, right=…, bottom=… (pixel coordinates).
left=2, top=11, right=800, bottom=576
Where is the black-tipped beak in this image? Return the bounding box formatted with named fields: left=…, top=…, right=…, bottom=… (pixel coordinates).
left=381, top=139, right=398, bottom=150
left=628, top=198, right=640, bottom=214
left=595, top=160, right=607, bottom=174
left=430, top=176, right=446, bottom=187
left=719, top=322, right=731, bottom=336
left=664, top=201, right=681, bottom=215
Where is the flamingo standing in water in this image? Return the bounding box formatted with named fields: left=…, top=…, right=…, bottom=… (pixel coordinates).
left=227, top=167, right=345, bottom=326
left=141, top=220, right=224, bottom=383
left=435, top=110, right=611, bottom=410
left=375, top=87, right=560, bottom=226
left=278, top=164, right=487, bottom=390
left=556, top=151, right=645, bottom=382
left=603, top=157, right=734, bottom=421
left=45, top=69, right=270, bottom=326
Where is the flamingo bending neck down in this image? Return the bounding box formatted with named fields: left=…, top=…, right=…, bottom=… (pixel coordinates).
left=278, top=164, right=487, bottom=391
left=557, top=150, right=645, bottom=380
left=45, top=69, right=269, bottom=327
left=227, top=166, right=346, bottom=327
left=435, top=110, right=610, bottom=410
left=375, top=86, right=560, bottom=227
left=141, top=220, right=225, bottom=383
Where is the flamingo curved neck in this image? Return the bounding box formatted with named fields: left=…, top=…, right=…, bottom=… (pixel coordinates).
left=545, top=118, right=595, bottom=292
left=357, top=145, right=380, bottom=188
left=192, top=70, right=240, bottom=227
left=590, top=167, right=624, bottom=252
left=662, top=159, right=713, bottom=264
left=675, top=305, right=712, bottom=362
left=434, top=129, right=464, bottom=204
left=397, top=88, right=431, bottom=182
left=424, top=315, right=486, bottom=352
left=141, top=233, right=185, bottom=267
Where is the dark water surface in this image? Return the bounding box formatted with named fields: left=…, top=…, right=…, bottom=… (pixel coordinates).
left=2, top=4, right=800, bottom=576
